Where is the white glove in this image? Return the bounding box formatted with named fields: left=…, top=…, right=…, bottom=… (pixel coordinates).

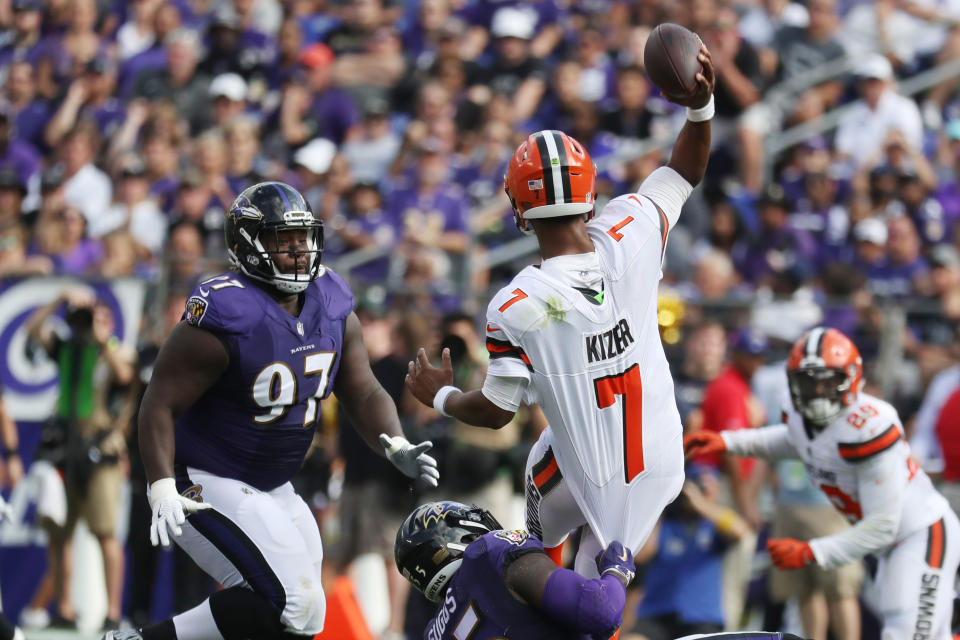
left=379, top=433, right=440, bottom=487
left=149, top=478, right=212, bottom=547
left=0, top=494, right=12, bottom=523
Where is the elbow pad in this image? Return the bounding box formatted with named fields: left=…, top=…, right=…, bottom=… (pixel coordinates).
left=541, top=569, right=625, bottom=636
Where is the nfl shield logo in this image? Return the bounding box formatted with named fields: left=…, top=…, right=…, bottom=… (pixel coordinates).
left=297, top=321, right=304, bottom=336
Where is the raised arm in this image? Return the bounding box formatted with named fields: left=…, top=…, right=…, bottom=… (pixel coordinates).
left=665, top=45, right=715, bottom=188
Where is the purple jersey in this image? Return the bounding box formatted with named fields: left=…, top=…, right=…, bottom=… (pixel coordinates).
left=425, top=530, right=585, bottom=640
left=175, top=269, right=354, bottom=491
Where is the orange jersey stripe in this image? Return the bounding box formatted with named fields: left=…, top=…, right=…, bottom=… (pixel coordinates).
left=927, top=519, right=945, bottom=569
left=534, top=458, right=559, bottom=489
left=838, top=425, right=900, bottom=461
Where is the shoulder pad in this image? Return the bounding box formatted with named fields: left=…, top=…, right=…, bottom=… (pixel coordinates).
left=184, top=274, right=258, bottom=334
left=312, top=267, right=354, bottom=321
left=836, top=402, right=903, bottom=463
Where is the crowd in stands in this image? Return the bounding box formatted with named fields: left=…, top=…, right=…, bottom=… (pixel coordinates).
left=2, top=0, right=960, bottom=638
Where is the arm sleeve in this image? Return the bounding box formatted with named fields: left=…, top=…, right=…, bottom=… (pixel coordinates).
left=636, top=166, right=693, bottom=229
left=540, top=569, right=626, bottom=636
left=720, top=424, right=800, bottom=460
left=481, top=373, right=530, bottom=413
left=808, top=450, right=904, bottom=569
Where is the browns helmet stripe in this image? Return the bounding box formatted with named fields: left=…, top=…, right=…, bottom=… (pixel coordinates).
left=551, top=130, right=573, bottom=204
left=541, top=131, right=565, bottom=204
left=534, top=133, right=558, bottom=205
left=805, top=327, right=827, bottom=359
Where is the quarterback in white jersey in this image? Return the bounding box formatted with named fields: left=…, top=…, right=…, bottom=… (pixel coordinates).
left=686, top=327, right=960, bottom=640
left=407, top=46, right=716, bottom=576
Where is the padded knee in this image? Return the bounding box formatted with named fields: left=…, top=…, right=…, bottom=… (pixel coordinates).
left=279, top=573, right=326, bottom=635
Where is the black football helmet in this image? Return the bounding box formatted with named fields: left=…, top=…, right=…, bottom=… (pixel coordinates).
left=395, top=501, right=501, bottom=603
left=224, top=182, right=323, bottom=294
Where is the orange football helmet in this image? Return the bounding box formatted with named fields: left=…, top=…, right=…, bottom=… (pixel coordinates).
left=786, top=327, right=864, bottom=426
left=504, top=130, right=597, bottom=234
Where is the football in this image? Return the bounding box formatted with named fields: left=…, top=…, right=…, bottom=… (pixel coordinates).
left=643, top=23, right=703, bottom=99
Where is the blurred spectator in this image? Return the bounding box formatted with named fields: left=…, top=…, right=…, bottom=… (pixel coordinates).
left=842, top=0, right=918, bottom=69
left=625, top=467, right=751, bottom=640
left=117, top=3, right=183, bottom=98
left=141, top=131, right=181, bottom=206
left=208, top=73, right=249, bottom=129
left=706, top=6, right=766, bottom=192
left=167, top=174, right=223, bottom=255
left=268, top=16, right=306, bottom=91
left=25, top=286, right=136, bottom=631
left=95, top=156, right=166, bottom=260
left=60, top=123, right=112, bottom=227
left=4, top=61, right=52, bottom=152
left=468, top=6, right=548, bottom=125
left=600, top=65, right=656, bottom=139
left=324, top=0, right=385, bottom=55
left=695, top=327, right=768, bottom=526
left=0, top=168, right=26, bottom=227
left=192, top=129, right=234, bottom=211
left=936, top=382, right=960, bottom=515
left=0, top=105, right=41, bottom=189
left=772, top=0, right=845, bottom=113
left=340, top=96, right=400, bottom=184
left=336, top=182, right=398, bottom=284
left=911, top=332, right=960, bottom=474
left=115, top=0, right=160, bottom=61
left=866, top=216, right=931, bottom=298
left=35, top=205, right=102, bottom=275
left=281, top=42, right=359, bottom=146
left=458, top=0, right=564, bottom=61
left=165, top=221, right=207, bottom=289
left=0, top=0, right=48, bottom=73
left=290, top=137, right=337, bottom=211
left=834, top=55, right=923, bottom=168
left=331, top=24, right=407, bottom=97
left=44, top=53, right=125, bottom=149
left=736, top=186, right=817, bottom=287
left=897, top=169, right=954, bottom=246
left=98, top=230, right=139, bottom=278
left=391, top=141, right=469, bottom=291
left=573, top=28, right=616, bottom=104
left=224, top=115, right=266, bottom=192
left=131, top=29, right=211, bottom=135
left=673, top=322, right=727, bottom=430
left=0, top=221, right=52, bottom=279
left=792, top=170, right=849, bottom=263
left=199, top=4, right=272, bottom=79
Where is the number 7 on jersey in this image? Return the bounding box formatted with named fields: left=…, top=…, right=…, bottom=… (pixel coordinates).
left=594, top=363, right=644, bottom=483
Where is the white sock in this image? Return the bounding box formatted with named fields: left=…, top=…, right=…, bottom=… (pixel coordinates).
left=172, top=600, right=225, bottom=640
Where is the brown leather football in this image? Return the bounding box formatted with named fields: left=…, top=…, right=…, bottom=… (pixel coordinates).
left=643, top=23, right=703, bottom=99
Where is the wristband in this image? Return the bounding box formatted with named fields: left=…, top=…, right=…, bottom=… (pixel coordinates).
left=433, top=385, right=461, bottom=418
left=2, top=447, right=18, bottom=458
left=687, top=95, right=714, bottom=122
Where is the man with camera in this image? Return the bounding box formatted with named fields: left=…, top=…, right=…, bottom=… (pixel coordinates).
left=25, top=285, right=135, bottom=631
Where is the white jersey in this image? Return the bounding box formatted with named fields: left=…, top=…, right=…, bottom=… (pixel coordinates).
left=722, top=392, right=950, bottom=569
left=482, top=167, right=692, bottom=550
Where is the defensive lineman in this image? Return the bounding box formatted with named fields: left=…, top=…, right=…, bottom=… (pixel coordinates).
left=106, top=182, right=438, bottom=640
left=685, top=327, right=960, bottom=640
left=407, top=46, right=715, bottom=575
left=395, top=500, right=808, bottom=640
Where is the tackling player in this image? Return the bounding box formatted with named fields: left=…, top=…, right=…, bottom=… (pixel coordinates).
left=106, top=182, right=439, bottom=640
left=396, top=500, right=807, bottom=640
left=685, top=327, right=960, bottom=640
left=406, top=45, right=715, bottom=574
